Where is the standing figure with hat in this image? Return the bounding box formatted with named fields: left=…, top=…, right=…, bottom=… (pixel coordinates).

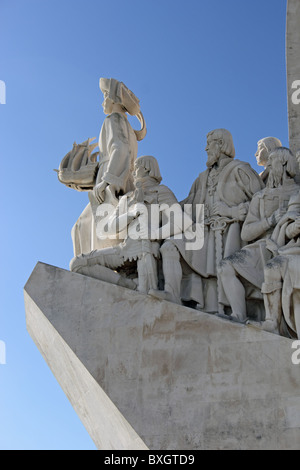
left=92, top=78, right=147, bottom=206
left=68, top=78, right=147, bottom=256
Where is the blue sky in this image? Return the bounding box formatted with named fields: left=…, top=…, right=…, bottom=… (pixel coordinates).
left=0, top=0, right=290, bottom=450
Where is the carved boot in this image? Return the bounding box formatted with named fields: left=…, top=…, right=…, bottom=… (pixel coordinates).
left=148, top=242, right=182, bottom=305
left=137, top=253, right=158, bottom=294
left=217, top=260, right=248, bottom=323
left=261, top=288, right=281, bottom=335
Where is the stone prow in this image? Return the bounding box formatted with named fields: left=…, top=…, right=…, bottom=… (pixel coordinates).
left=24, top=262, right=300, bottom=450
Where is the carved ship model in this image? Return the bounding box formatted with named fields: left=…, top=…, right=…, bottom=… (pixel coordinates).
left=55, top=138, right=99, bottom=191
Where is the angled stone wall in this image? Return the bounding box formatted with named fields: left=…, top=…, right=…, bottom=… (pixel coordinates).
left=24, top=262, right=300, bottom=450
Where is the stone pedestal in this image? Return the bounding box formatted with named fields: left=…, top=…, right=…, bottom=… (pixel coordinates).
left=24, top=262, right=300, bottom=450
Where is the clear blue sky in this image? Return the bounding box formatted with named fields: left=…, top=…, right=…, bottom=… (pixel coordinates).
left=0, top=0, right=289, bottom=450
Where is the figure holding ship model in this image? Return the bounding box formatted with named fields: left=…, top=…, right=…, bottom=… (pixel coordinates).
left=55, top=78, right=147, bottom=255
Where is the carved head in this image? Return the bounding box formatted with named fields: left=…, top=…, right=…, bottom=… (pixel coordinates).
left=134, top=156, right=162, bottom=184
left=99, top=78, right=140, bottom=116
left=99, top=78, right=146, bottom=141
left=255, top=137, right=282, bottom=167
left=205, top=129, right=235, bottom=167
left=267, top=147, right=296, bottom=188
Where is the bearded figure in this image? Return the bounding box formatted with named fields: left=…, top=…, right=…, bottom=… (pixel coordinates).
left=218, top=147, right=300, bottom=323
left=150, top=129, right=264, bottom=312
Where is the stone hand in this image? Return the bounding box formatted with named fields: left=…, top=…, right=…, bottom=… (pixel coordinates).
left=291, top=217, right=300, bottom=236
left=212, top=202, right=232, bottom=218
left=235, top=204, right=248, bottom=221
left=274, top=207, right=287, bottom=224
left=93, top=181, right=108, bottom=204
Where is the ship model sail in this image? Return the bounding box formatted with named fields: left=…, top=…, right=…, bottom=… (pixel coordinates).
left=55, top=138, right=99, bottom=191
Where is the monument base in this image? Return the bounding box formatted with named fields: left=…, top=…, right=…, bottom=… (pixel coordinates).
left=24, top=262, right=300, bottom=450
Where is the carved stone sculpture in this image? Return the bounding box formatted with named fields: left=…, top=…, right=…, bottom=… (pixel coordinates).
left=91, top=77, right=146, bottom=206
left=261, top=190, right=300, bottom=338
left=218, top=147, right=299, bottom=323
left=57, top=78, right=147, bottom=256
left=55, top=138, right=99, bottom=191
left=70, top=156, right=186, bottom=295
left=255, top=136, right=282, bottom=183
left=25, top=2, right=300, bottom=448
left=56, top=79, right=300, bottom=339
left=170, top=129, right=264, bottom=313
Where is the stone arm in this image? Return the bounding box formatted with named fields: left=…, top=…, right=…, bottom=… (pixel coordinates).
left=152, top=204, right=186, bottom=240
left=213, top=166, right=263, bottom=222
left=241, top=193, right=278, bottom=243
left=180, top=176, right=200, bottom=207
left=151, top=186, right=193, bottom=240
left=100, top=194, right=138, bottom=239
left=286, top=217, right=300, bottom=239
left=212, top=201, right=249, bottom=221
left=103, top=185, right=188, bottom=241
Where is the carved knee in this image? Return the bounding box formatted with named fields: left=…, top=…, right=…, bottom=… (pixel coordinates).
left=264, top=257, right=284, bottom=279
left=262, top=258, right=283, bottom=294
left=160, top=241, right=180, bottom=260
left=217, top=259, right=234, bottom=278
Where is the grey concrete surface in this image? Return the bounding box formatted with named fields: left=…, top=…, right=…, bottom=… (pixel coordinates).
left=24, top=262, right=300, bottom=450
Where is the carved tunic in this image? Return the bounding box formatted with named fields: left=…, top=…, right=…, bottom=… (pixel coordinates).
left=180, top=157, right=264, bottom=277
left=241, top=180, right=299, bottom=243
left=262, top=191, right=300, bottom=338
left=72, top=112, right=138, bottom=257
left=221, top=180, right=300, bottom=291
left=171, top=156, right=263, bottom=309
left=95, top=112, right=138, bottom=194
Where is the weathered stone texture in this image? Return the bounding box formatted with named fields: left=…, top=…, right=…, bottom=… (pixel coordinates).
left=25, top=262, right=300, bottom=450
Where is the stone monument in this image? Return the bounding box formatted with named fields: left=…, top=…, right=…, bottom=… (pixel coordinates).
left=255, top=136, right=282, bottom=183
left=287, top=0, right=300, bottom=157
left=24, top=1, right=300, bottom=450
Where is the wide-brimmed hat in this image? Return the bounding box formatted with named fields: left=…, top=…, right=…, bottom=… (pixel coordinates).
left=99, top=78, right=146, bottom=141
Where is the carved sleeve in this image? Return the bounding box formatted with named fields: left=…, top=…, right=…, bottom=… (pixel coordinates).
left=231, top=166, right=265, bottom=223
left=241, top=193, right=271, bottom=242
left=286, top=220, right=300, bottom=240
left=155, top=186, right=186, bottom=239
left=180, top=176, right=200, bottom=206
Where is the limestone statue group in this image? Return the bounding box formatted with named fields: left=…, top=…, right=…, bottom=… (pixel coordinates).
left=57, top=78, right=300, bottom=340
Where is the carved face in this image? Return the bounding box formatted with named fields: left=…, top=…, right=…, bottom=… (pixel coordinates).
left=255, top=142, right=268, bottom=167
left=134, top=162, right=149, bottom=181
left=102, top=91, right=114, bottom=115
left=205, top=137, right=221, bottom=167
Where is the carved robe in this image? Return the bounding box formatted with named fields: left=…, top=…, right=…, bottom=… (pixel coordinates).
left=262, top=191, right=300, bottom=338
left=221, top=180, right=300, bottom=292
left=176, top=156, right=264, bottom=311
left=70, top=181, right=180, bottom=293
left=95, top=112, right=138, bottom=194
left=72, top=112, right=138, bottom=256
